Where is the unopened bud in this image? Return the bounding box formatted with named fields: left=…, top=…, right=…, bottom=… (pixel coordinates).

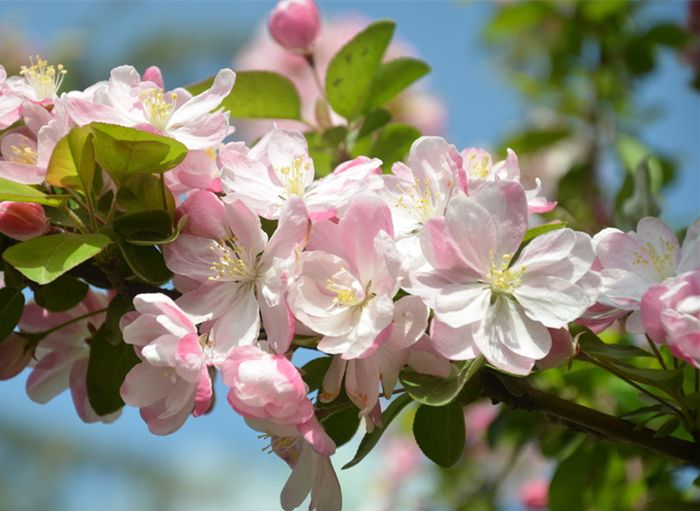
left=268, top=0, right=321, bottom=54
left=0, top=201, right=48, bottom=241
left=0, top=335, right=32, bottom=380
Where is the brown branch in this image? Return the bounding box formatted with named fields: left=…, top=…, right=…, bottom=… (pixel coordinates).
left=478, top=371, right=700, bottom=466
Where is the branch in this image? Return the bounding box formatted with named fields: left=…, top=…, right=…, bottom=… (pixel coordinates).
left=478, top=371, right=700, bottom=466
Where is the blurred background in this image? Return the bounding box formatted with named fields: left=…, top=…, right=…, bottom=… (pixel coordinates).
left=1, top=1, right=698, bottom=510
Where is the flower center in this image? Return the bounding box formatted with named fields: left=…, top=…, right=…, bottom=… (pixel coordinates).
left=395, top=177, right=436, bottom=222
left=20, top=55, right=67, bottom=101
left=9, top=144, right=38, bottom=165
left=632, top=240, right=677, bottom=280
left=325, top=268, right=366, bottom=306
left=487, top=253, right=525, bottom=295
left=208, top=237, right=259, bottom=283
left=276, top=156, right=311, bottom=197
left=468, top=153, right=492, bottom=179
left=140, top=88, right=177, bottom=130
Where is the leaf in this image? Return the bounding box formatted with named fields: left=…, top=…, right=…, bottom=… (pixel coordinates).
left=0, top=177, right=68, bottom=207
left=301, top=356, right=332, bottom=392
left=115, top=236, right=172, bottom=285
left=343, top=393, right=412, bottom=469
left=46, top=125, right=95, bottom=191
left=614, top=365, right=684, bottom=395
left=86, top=295, right=139, bottom=415
left=370, top=123, right=420, bottom=170
left=576, top=328, right=653, bottom=361
left=116, top=173, right=176, bottom=216
left=90, top=122, right=188, bottom=184
left=3, top=233, right=111, bottom=285
left=113, top=210, right=174, bottom=245
left=653, top=417, right=680, bottom=438
left=549, top=442, right=593, bottom=511
left=399, top=357, right=483, bottom=407
left=522, top=222, right=567, bottom=243
left=365, top=57, right=430, bottom=110
left=0, top=287, right=24, bottom=342
left=614, top=157, right=661, bottom=230
left=322, top=406, right=361, bottom=448
left=357, top=108, right=391, bottom=139
left=412, top=402, right=465, bottom=467
left=187, top=70, right=301, bottom=120
left=325, top=20, right=395, bottom=120
left=34, top=275, right=88, bottom=312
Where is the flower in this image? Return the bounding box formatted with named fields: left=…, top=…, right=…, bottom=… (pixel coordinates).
left=64, top=65, right=235, bottom=150
left=164, top=191, right=309, bottom=355
left=268, top=0, right=321, bottom=54
left=6, top=55, right=67, bottom=104
left=120, top=293, right=213, bottom=434
left=0, top=65, right=22, bottom=129
left=407, top=181, right=596, bottom=375
left=288, top=196, right=402, bottom=359
left=220, top=127, right=382, bottom=220
left=0, top=201, right=49, bottom=240
left=641, top=270, right=700, bottom=368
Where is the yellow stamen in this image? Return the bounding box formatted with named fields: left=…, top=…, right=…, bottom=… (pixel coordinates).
left=395, top=177, right=435, bottom=221
left=469, top=153, right=492, bottom=179
left=208, top=237, right=258, bottom=282
left=20, top=55, right=67, bottom=101
left=487, top=253, right=525, bottom=295
left=140, top=88, right=178, bottom=130
left=632, top=239, right=677, bottom=279
left=9, top=144, right=38, bottom=165
left=277, top=157, right=311, bottom=196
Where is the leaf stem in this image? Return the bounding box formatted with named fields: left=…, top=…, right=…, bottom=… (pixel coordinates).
left=20, top=307, right=108, bottom=343
left=646, top=335, right=668, bottom=369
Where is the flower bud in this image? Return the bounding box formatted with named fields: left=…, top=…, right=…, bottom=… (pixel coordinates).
left=0, top=335, right=32, bottom=380
left=520, top=480, right=549, bottom=510
left=268, top=0, right=320, bottom=54
left=0, top=201, right=48, bottom=241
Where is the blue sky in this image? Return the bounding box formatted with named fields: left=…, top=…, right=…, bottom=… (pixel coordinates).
left=0, top=1, right=698, bottom=510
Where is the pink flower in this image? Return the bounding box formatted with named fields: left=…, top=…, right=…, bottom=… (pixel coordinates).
left=595, top=217, right=700, bottom=332
left=408, top=181, right=596, bottom=375
left=6, top=56, right=67, bottom=104
left=0, top=334, right=33, bottom=380
left=24, top=291, right=117, bottom=423
left=288, top=196, right=402, bottom=359
left=220, top=127, right=382, bottom=220
left=642, top=270, right=700, bottom=368
left=0, top=201, right=48, bottom=240
left=64, top=65, right=235, bottom=150
left=120, top=293, right=213, bottom=435
left=461, top=147, right=556, bottom=214
left=0, top=65, right=22, bottom=128
left=268, top=0, right=321, bottom=54
left=520, top=479, right=549, bottom=509
left=164, top=191, right=310, bottom=355
left=164, top=148, right=222, bottom=198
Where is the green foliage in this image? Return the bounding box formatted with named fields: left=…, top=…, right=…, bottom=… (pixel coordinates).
left=325, top=20, right=396, bottom=120
left=322, top=406, right=361, bottom=448
left=34, top=275, right=89, bottom=312
left=46, top=126, right=95, bottom=191
left=114, top=237, right=172, bottom=285
left=0, top=287, right=24, bottom=342
left=369, top=123, right=420, bottom=170
left=113, top=210, right=176, bottom=245
left=86, top=295, right=140, bottom=415
left=364, top=57, right=430, bottom=110
left=301, top=356, right=332, bottom=392
left=413, top=402, right=465, bottom=468
left=116, top=174, right=176, bottom=216
left=90, top=122, right=188, bottom=185
left=187, top=70, right=302, bottom=120
left=521, top=222, right=567, bottom=244
left=3, top=233, right=111, bottom=285
left=0, top=178, right=67, bottom=207
left=614, top=157, right=661, bottom=231
left=399, top=358, right=483, bottom=407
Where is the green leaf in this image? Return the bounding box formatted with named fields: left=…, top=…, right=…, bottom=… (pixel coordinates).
left=0, top=287, right=24, bottom=342
left=90, top=122, right=188, bottom=185
left=522, top=222, right=567, bottom=243
left=576, top=328, right=653, bottom=361
left=0, top=177, right=68, bottom=207
left=3, top=233, right=111, bottom=285
left=113, top=210, right=174, bottom=245
left=365, top=57, right=430, bottom=110
left=34, top=275, right=88, bottom=312
left=46, top=125, right=95, bottom=190
left=614, top=157, right=661, bottom=230
left=400, top=357, right=483, bottom=407
left=549, top=442, right=593, bottom=511
left=116, top=174, right=176, bottom=216
left=326, top=20, right=395, bottom=120
left=301, top=356, right=332, bottom=392
left=653, top=417, right=680, bottom=438
left=357, top=108, right=391, bottom=139
left=370, top=123, right=420, bottom=170
left=187, top=70, right=301, bottom=120
left=322, top=406, right=361, bottom=448
left=412, top=402, right=465, bottom=467
left=343, top=393, right=412, bottom=469
left=115, top=236, right=172, bottom=285
left=86, top=295, right=139, bottom=415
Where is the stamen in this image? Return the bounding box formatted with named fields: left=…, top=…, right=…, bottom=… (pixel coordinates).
left=276, top=157, right=311, bottom=196
left=9, top=144, right=38, bottom=165
left=632, top=239, right=677, bottom=279
left=140, top=88, right=178, bottom=130
left=487, top=253, right=525, bottom=295
left=20, top=55, right=67, bottom=101
left=394, top=177, right=435, bottom=222
left=208, top=237, right=258, bottom=282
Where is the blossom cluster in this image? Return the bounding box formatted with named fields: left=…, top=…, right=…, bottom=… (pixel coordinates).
left=1, top=1, right=699, bottom=509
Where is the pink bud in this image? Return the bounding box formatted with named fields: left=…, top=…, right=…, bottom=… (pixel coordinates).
left=520, top=480, right=549, bottom=510
left=268, top=0, right=321, bottom=54
left=0, top=201, right=48, bottom=241
left=537, top=328, right=576, bottom=370
left=0, top=335, right=32, bottom=380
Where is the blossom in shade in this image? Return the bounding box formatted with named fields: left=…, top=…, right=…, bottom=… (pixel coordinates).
left=407, top=181, right=596, bottom=375
left=220, top=127, right=382, bottom=220
left=120, top=293, right=212, bottom=435
left=23, top=291, right=116, bottom=423
left=595, top=217, right=700, bottom=332
left=268, top=0, right=321, bottom=54
left=164, top=191, right=309, bottom=355
left=64, top=65, right=235, bottom=150
left=0, top=335, right=33, bottom=380
left=461, top=147, right=556, bottom=214
left=288, top=196, right=402, bottom=359
left=0, top=201, right=49, bottom=240
left=641, top=270, right=700, bottom=368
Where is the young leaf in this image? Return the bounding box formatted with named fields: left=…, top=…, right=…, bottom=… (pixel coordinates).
left=399, top=357, right=483, bottom=407
left=90, top=122, right=187, bottom=184
left=86, top=295, right=139, bottom=415
left=116, top=174, right=176, bottom=215
left=0, top=177, right=68, bottom=207
left=187, top=70, right=301, bottom=120
left=365, top=57, right=430, bottom=110
left=3, top=233, right=111, bottom=285
left=412, top=402, right=465, bottom=468
left=34, top=275, right=88, bottom=312
left=343, top=393, right=412, bottom=469
left=325, top=20, right=395, bottom=120
left=113, top=210, right=174, bottom=245
left=522, top=222, right=567, bottom=243
left=115, top=237, right=172, bottom=285
left=46, top=125, right=95, bottom=190
left=0, top=287, right=25, bottom=342
left=370, top=123, right=420, bottom=170
left=322, top=405, right=361, bottom=448
left=301, top=356, right=332, bottom=392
